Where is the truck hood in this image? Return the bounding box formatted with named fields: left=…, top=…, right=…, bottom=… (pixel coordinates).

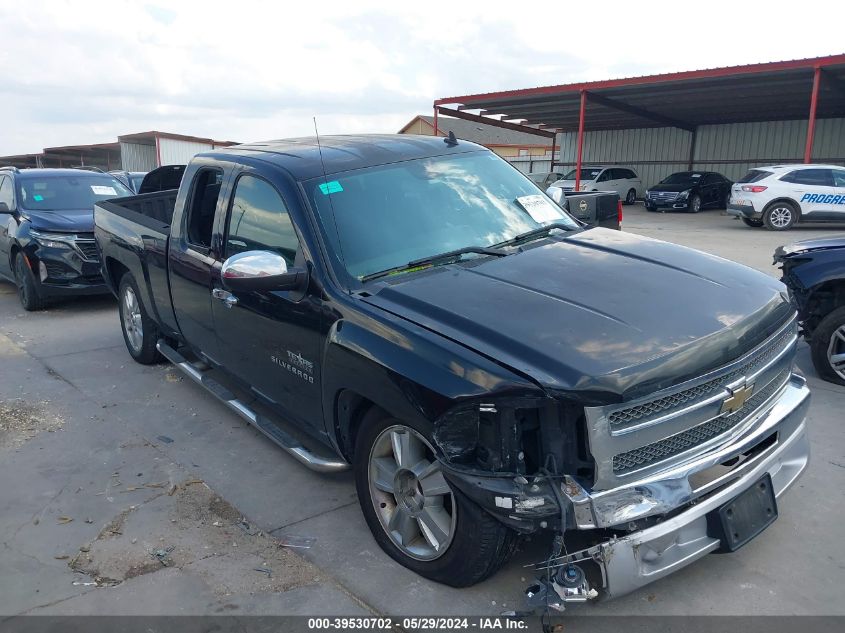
left=363, top=228, right=792, bottom=403
left=22, top=208, right=95, bottom=233
left=774, top=235, right=845, bottom=261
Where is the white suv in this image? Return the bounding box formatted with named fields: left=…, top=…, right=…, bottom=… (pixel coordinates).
left=728, top=164, right=845, bottom=230
left=547, top=166, right=643, bottom=205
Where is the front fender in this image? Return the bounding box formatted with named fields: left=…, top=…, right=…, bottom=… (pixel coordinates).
left=320, top=306, right=542, bottom=459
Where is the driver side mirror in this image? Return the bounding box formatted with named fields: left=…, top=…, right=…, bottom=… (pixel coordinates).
left=0, top=202, right=11, bottom=214
left=221, top=251, right=307, bottom=292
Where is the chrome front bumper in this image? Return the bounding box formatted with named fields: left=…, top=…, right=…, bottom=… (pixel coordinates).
left=551, top=373, right=810, bottom=599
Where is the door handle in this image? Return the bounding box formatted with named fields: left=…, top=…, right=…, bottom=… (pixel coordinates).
left=212, top=288, right=238, bottom=308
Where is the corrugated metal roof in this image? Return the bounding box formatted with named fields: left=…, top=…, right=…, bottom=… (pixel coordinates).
left=413, top=115, right=552, bottom=147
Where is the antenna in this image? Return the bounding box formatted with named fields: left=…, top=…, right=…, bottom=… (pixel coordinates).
left=444, top=130, right=458, bottom=146
left=313, top=117, right=348, bottom=288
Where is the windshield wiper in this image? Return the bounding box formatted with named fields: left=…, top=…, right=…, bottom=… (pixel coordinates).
left=495, top=221, right=575, bottom=248
left=360, top=246, right=507, bottom=283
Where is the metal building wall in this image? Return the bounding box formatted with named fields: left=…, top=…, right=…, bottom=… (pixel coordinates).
left=119, top=142, right=157, bottom=171
left=158, top=138, right=214, bottom=165
left=507, top=117, right=845, bottom=186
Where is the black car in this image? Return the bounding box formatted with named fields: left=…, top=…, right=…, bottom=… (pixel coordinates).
left=644, top=171, right=732, bottom=213
left=775, top=235, right=845, bottom=385
left=0, top=166, right=133, bottom=310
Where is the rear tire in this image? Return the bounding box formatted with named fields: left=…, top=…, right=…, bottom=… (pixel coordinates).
left=763, top=202, right=797, bottom=230
left=118, top=274, right=162, bottom=364
left=810, top=306, right=845, bottom=386
left=741, top=217, right=764, bottom=228
left=353, top=408, right=517, bottom=587
left=624, top=189, right=636, bottom=205
left=15, top=254, right=47, bottom=312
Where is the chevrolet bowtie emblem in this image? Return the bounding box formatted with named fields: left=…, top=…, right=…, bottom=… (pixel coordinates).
left=720, top=383, right=755, bottom=415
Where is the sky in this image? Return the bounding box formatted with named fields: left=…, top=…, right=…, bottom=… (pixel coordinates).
left=1, top=0, right=843, bottom=155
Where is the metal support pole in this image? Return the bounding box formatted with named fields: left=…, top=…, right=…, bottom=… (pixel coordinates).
left=575, top=90, right=586, bottom=191
left=433, top=106, right=439, bottom=136
left=804, top=66, right=822, bottom=163
left=550, top=133, right=557, bottom=174
left=687, top=127, right=698, bottom=171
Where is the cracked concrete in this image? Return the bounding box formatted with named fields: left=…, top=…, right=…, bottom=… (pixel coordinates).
left=0, top=207, right=844, bottom=620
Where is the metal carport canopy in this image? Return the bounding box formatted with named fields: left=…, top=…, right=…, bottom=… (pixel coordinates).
left=434, top=54, right=845, bottom=187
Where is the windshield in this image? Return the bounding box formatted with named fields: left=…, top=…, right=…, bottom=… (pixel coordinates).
left=130, top=174, right=145, bottom=190
left=562, top=168, right=602, bottom=181
left=17, top=174, right=132, bottom=210
left=660, top=172, right=704, bottom=185
left=306, top=151, right=579, bottom=282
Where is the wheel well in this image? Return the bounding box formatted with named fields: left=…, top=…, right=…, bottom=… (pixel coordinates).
left=805, top=280, right=845, bottom=335
left=334, top=390, right=379, bottom=461
left=763, top=197, right=801, bottom=218
left=106, top=258, right=130, bottom=289
left=9, top=244, right=20, bottom=270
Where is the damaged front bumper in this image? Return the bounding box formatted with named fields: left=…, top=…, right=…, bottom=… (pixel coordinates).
left=535, top=373, right=810, bottom=600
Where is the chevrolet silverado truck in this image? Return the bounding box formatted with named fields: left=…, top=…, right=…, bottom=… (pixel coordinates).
left=775, top=235, right=845, bottom=385
left=94, top=135, right=810, bottom=605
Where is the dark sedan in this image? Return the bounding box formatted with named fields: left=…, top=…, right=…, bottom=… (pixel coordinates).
left=644, top=171, right=732, bottom=213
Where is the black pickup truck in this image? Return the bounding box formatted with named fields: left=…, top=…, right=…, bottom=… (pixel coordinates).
left=95, top=135, right=810, bottom=606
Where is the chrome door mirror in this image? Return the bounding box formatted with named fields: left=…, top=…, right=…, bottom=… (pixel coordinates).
left=220, top=250, right=306, bottom=292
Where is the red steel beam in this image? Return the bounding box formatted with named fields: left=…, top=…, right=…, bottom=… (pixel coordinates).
left=804, top=66, right=822, bottom=163
left=435, top=54, right=845, bottom=106
left=434, top=106, right=556, bottom=139
left=575, top=90, right=586, bottom=191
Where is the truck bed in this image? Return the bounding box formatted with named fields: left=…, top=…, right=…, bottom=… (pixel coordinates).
left=94, top=190, right=179, bottom=336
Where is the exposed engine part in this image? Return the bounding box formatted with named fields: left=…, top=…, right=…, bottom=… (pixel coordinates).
left=524, top=563, right=598, bottom=613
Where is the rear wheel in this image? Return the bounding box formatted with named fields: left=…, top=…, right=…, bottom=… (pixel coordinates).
left=625, top=189, right=636, bottom=205
left=688, top=195, right=702, bottom=213
left=15, top=254, right=46, bottom=311
left=118, top=274, right=162, bottom=364
left=741, top=217, right=764, bottom=228
left=354, top=408, right=517, bottom=587
left=763, top=202, right=797, bottom=230
left=810, top=307, right=845, bottom=386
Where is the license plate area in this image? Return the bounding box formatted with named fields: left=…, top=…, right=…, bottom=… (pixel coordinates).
left=709, top=474, right=778, bottom=552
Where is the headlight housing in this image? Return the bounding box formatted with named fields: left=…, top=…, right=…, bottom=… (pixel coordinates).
left=579, top=183, right=589, bottom=191
left=676, top=189, right=690, bottom=201
left=29, top=229, right=74, bottom=249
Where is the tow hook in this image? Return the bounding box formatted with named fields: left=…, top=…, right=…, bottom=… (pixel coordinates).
left=525, top=563, right=598, bottom=612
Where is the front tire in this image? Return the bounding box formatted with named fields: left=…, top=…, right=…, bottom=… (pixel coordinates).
left=624, top=189, right=636, bottom=205
left=763, top=202, right=797, bottom=230
left=688, top=195, right=702, bottom=213
left=354, top=408, right=517, bottom=587
left=15, top=254, right=47, bottom=311
left=118, top=274, right=162, bottom=364
left=810, top=306, right=845, bottom=385
left=742, top=217, right=764, bottom=228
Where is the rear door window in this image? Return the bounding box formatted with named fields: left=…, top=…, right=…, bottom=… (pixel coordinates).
left=185, top=168, right=223, bottom=249
left=780, top=169, right=834, bottom=186
left=737, top=169, right=772, bottom=183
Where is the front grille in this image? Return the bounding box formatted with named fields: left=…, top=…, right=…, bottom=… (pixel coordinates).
left=608, top=326, right=795, bottom=428
left=648, top=191, right=679, bottom=202
left=75, top=240, right=99, bottom=262
left=612, top=368, right=791, bottom=474
left=44, top=261, right=69, bottom=278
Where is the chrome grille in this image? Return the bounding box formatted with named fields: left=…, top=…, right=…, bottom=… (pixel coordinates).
left=647, top=191, right=678, bottom=202
left=608, top=326, right=795, bottom=428
left=612, top=368, right=791, bottom=474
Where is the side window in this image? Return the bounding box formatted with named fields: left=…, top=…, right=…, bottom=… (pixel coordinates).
left=596, top=170, right=610, bottom=182
left=833, top=170, right=845, bottom=188
left=225, top=175, right=298, bottom=266
left=0, top=176, right=12, bottom=208
left=185, top=168, right=223, bottom=249
left=781, top=169, right=833, bottom=186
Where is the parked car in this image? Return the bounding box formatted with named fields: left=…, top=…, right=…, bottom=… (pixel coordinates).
left=109, top=170, right=147, bottom=194
left=644, top=171, right=732, bottom=213
left=728, top=164, right=845, bottom=230
left=528, top=171, right=565, bottom=188
left=0, top=166, right=133, bottom=310
left=775, top=235, right=845, bottom=385
left=547, top=166, right=642, bottom=204
left=94, top=135, right=809, bottom=604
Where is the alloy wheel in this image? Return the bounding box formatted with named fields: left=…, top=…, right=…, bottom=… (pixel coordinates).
left=691, top=197, right=701, bottom=212
left=769, top=206, right=792, bottom=228
left=828, top=325, right=845, bottom=381
left=368, top=424, right=456, bottom=561
left=122, top=286, right=144, bottom=354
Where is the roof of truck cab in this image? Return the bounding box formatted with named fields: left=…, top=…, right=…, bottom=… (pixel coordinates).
left=218, top=134, right=487, bottom=181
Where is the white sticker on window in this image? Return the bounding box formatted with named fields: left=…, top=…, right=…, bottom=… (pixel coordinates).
left=91, top=185, right=117, bottom=195
left=516, top=194, right=564, bottom=223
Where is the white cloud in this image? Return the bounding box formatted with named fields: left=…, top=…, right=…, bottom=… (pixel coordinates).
left=0, top=0, right=842, bottom=154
